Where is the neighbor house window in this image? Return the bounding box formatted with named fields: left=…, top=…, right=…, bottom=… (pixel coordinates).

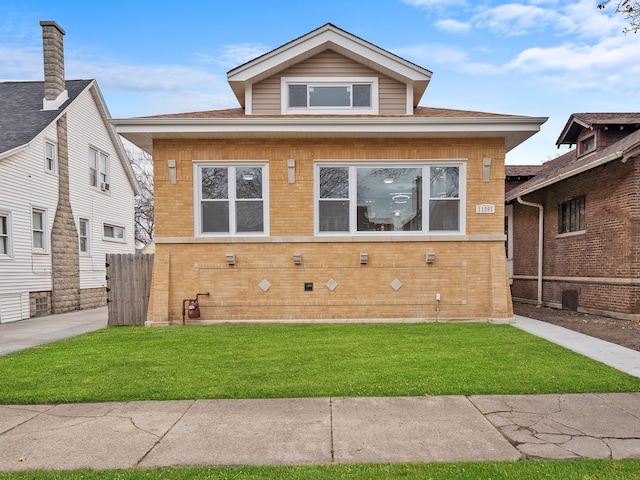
left=79, top=218, right=90, bottom=253
left=89, top=147, right=110, bottom=191
left=45, top=141, right=57, bottom=173
left=195, top=164, right=268, bottom=235
left=103, top=224, right=125, bottom=241
left=32, top=208, right=46, bottom=252
left=0, top=212, right=11, bottom=256
left=282, top=77, right=378, bottom=114
left=317, top=163, right=464, bottom=234
left=579, top=135, right=595, bottom=155
left=559, top=196, right=585, bottom=234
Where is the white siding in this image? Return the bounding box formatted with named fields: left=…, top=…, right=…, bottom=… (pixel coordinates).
left=66, top=89, right=136, bottom=291
left=0, top=86, right=136, bottom=323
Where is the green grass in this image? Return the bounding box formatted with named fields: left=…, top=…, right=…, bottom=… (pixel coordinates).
left=1, top=460, right=640, bottom=479
left=1, top=323, right=638, bottom=404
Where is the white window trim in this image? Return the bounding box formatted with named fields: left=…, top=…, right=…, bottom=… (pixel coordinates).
left=281, top=77, right=379, bottom=115
left=44, top=139, right=58, bottom=174
left=78, top=217, right=90, bottom=254
left=103, top=223, right=126, bottom=243
left=0, top=210, right=12, bottom=258
left=193, top=161, right=270, bottom=237
left=89, top=146, right=111, bottom=192
left=31, top=207, right=48, bottom=254
left=314, top=160, right=466, bottom=236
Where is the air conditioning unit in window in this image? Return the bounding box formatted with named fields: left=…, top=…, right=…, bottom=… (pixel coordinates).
left=100, top=182, right=110, bottom=192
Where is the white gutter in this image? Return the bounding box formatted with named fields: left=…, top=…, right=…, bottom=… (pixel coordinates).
left=516, top=197, right=543, bottom=307
left=506, top=150, right=624, bottom=202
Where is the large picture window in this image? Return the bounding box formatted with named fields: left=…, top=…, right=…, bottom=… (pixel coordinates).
left=196, top=164, right=268, bottom=235
left=317, top=163, right=464, bottom=235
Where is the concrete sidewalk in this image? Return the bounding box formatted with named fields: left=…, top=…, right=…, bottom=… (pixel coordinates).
left=1, top=393, right=639, bottom=471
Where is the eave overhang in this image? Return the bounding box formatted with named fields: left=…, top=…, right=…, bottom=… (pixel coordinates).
left=111, top=115, right=547, bottom=155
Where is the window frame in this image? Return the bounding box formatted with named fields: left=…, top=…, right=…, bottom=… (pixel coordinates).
left=103, top=223, right=126, bottom=243
left=78, top=218, right=90, bottom=254
left=314, top=161, right=466, bottom=236
left=578, top=134, right=596, bottom=156
left=0, top=211, right=12, bottom=258
left=193, top=162, right=270, bottom=237
left=89, top=146, right=110, bottom=191
left=44, top=140, right=57, bottom=174
left=281, top=77, right=379, bottom=115
left=558, top=196, right=586, bottom=235
left=32, top=208, right=47, bottom=253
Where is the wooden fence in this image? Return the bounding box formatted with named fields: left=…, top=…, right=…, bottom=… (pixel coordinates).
left=106, top=254, right=154, bottom=326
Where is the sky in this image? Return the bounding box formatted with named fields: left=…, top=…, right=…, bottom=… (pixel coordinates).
left=1, top=0, right=638, bottom=164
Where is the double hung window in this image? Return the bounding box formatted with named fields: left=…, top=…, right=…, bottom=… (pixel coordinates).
left=559, top=196, right=585, bottom=234
left=79, top=218, right=90, bottom=253
left=32, top=208, right=46, bottom=252
left=89, top=147, right=110, bottom=190
left=45, top=141, right=57, bottom=173
left=0, top=212, right=10, bottom=256
left=196, top=164, right=267, bottom=235
left=317, top=163, right=463, bottom=235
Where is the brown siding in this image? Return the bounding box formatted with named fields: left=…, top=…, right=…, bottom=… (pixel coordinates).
left=251, top=50, right=407, bottom=115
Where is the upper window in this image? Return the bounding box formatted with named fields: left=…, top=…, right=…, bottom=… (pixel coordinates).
left=32, top=208, right=46, bottom=252
left=79, top=218, right=90, bottom=253
left=195, top=164, right=268, bottom=236
left=0, top=212, right=11, bottom=257
left=103, top=223, right=125, bottom=242
left=316, top=163, right=464, bottom=235
left=282, top=77, right=378, bottom=114
left=45, top=141, right=57, bottom=173
left=89, top=147, right=110, bottom=191
left=579, top=135, right=595, bottom=156
left=559, top=196, right=585, bottom=234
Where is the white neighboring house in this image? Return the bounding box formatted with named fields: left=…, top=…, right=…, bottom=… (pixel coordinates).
left=0, top=21, right=139, bottom=323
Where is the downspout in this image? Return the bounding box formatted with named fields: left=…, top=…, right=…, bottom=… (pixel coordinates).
left=516, top=197, right=543, bottom=307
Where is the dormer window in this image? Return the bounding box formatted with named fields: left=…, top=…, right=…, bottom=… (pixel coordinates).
left=282, top=77, right=378, bottom=114
left=578, top=134, right=595, bottom=156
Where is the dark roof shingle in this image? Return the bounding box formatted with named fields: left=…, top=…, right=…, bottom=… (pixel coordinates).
left=0, top=79, right=92, bottom=154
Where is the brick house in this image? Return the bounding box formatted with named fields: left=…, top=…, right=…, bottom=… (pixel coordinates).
left=506, top=113, right=640, bottom=321
left=114, top=23, right=546, bottom=325
left=0, top=21, right=139, bottom=323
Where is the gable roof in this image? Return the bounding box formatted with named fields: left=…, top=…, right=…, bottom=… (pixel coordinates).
left=506, top=127, right=640, bottom=202
left=0, top=78, right=140, bottom=195
left=227, top=23, right=433, bottom=109
left=556, top=112, right=640, bottom=146
left=0, top=79, right=92, bottom=157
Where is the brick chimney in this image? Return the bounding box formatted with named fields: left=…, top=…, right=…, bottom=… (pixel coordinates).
left=40, top=21, right=68, bottom=110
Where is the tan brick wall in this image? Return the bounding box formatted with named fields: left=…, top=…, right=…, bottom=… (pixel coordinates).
left=149, top=137, right=512, bottom=324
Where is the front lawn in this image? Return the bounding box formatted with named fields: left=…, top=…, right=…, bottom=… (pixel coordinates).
left=1, top=460, right=640, bottom=479
left=1, top=323, right=638, bottom=404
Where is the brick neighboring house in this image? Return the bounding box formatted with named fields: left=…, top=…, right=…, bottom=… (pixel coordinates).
left=0, top=21, right=139, bottom=323
left=506, top=113, right=640, bottom=321
left=114, top=23, right=546, bottom=325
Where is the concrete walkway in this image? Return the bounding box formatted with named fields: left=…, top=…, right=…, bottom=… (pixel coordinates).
left=0, top=310, right=639, bottom=471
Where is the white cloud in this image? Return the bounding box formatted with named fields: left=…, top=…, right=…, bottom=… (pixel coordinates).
left=0, top=45, right=42, bottom=79
left=473, top=3, right=559, bottom=36
left=394, top=43, right=470, bottom=65
left=435, top=19, right=472, bottom=33
left=194, top=43, right=271, bottom=69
